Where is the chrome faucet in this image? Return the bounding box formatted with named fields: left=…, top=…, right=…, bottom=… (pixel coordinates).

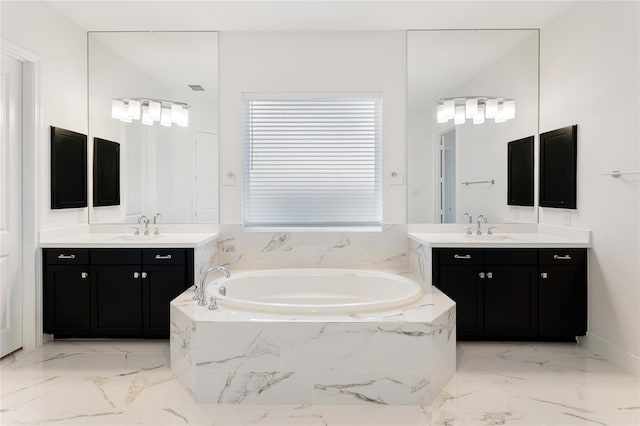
left=477, top=215, right=488, bottom=235
left=197, top=266, right=230, bottom=306
left=463, top=212, right=473, bottom=235
left=153, top=213, right=162, bottom=235
left=138, top=215, right=150, bottom=235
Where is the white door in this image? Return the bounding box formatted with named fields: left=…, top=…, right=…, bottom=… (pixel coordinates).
left=0, top=53, right=23, bottom=357
left=194, top=132, right=218, bottom=223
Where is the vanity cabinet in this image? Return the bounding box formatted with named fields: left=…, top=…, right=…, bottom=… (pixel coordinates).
left=44, top=248, right=194, bottom=339
left=433, top=247, right=586, bottom=341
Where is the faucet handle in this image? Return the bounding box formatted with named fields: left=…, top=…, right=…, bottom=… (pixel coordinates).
left=129, top=226, right=140, bottom=235
left=153, top=213, right=163, bottom=224
left=488, top=226, right=498, bottom=235
left=465, top=226, right=473, bottom=235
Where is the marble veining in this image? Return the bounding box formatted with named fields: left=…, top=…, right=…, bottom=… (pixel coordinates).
left=1, top=341, right=638, bottom=425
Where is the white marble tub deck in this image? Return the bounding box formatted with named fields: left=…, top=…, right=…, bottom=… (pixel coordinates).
left=170, top=285, right=457, bottom=406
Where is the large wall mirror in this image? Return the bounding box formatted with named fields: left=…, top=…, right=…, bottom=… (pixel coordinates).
left=88, top=31, right=219, bottom=224
left=407, top=30, right=539, bottom=224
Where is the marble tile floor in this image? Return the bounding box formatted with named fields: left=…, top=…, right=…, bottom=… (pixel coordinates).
left=1, top=340, right=638, bottom=426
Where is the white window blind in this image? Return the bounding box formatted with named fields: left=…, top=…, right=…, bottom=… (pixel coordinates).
left=243, top=96, right=382, bottom=230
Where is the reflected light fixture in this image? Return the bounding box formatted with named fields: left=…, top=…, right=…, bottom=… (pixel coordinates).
left=436, top=97, right=515, bottom=124
left=111, top=98, right=189, bottom=127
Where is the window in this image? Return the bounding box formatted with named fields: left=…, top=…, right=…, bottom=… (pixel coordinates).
left=243, top=96, right=382, bottom=230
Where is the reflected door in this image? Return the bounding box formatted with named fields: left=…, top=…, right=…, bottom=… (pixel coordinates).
left=438, top=129, right=456, bottom=223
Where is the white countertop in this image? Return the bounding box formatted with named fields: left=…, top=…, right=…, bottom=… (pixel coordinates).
left=40, top=232, right=218, bottom=248
left=409, top=230, right=591, bottom=248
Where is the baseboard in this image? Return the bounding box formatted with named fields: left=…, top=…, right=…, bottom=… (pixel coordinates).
left=578, top=333, right=640, bottom=376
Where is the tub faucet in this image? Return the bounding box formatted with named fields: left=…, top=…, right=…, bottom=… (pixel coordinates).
left=477, top=215, right=488, bottom=235
left=197, top=266, right=230, bottom=306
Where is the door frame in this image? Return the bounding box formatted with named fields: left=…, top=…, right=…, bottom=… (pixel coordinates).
left=433, top=126, right=456, bottom=223
left=2, top=39, right=42, bottom=351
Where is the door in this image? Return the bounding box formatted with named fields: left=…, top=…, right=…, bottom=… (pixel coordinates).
left=0, top=53, right=23, bottom=357
left=437, top=129, right=456, bottom=223
left=143, top=265, right=186, bottom=337
left=45, top=266, right=91, bottom=337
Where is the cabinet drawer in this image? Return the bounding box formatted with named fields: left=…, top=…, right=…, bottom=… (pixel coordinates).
left=46, top=249, right=89, bottom=265
left=485, top=249, right=537, bottom=265
left=438, top=248, right=484, bottom=265
left=92, top=249, right=141, bottom=265
left=539, top=249, right=586, bottom=265
left=143, top=249, right=185, bottom=265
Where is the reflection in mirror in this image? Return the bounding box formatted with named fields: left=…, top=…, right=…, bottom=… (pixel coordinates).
left=88, top=32, right=219, bottom=224
left=407, top=30, right=539, bottom=224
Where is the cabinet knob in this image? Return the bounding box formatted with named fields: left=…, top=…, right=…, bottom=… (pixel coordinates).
left=81, top=272, right=88, bottom=279
left=141, top=272, right=148, bottom=279
left=486, top=272, right=493, bottom=279
left=479, top=272, right=486, bottom=279
left=133, top=272, right=140, bottom=279
left=540, top=272, right=548, bottom=279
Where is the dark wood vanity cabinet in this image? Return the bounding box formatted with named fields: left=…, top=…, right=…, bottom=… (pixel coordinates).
left=433, top=247, right=587, bottom=341
left=44, top=248, right=194, bottom=339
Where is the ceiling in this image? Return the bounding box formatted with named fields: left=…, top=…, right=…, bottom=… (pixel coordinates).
left=46, top=1, right=577, bottom=32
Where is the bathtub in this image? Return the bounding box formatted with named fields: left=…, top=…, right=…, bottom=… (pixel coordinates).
left=170, top=270, right=456, bottom=405
left=205, top=268, right=424, bottom=314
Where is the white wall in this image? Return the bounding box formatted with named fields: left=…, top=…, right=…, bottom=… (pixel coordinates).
left=540, top=1, right=640, bottom=373
left=218, top=31, right=407, bottom=225
left=1, top=1, right=88, bottom=230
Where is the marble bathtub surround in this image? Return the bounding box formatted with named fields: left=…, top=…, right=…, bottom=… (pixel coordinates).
left=216, top=224, right=409, bottom=271
left=170, top=286, right=456, bottom=405
left=2, top=340, right=638, bottom=425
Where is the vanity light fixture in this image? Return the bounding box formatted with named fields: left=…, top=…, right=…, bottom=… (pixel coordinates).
left=437, top=97, right=515, bottom=124
left=111, top=98, right=189, bottom=127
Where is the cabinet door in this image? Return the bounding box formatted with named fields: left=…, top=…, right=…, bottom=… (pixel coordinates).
left=142, top=265, right=188, bottom=338
left=439, top=264, right=484, bottom=338
left=91, top=265, right=142, bottom=336
left=44, top=265, right=91, bottom=337
left=538, top=265, right=587, bottom=338
left=484, top=265, right=537, bottom=338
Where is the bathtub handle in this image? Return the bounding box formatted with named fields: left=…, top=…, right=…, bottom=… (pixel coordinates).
left=208, top=297, right=219, bottom=310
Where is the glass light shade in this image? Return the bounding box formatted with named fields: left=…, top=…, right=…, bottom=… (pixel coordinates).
left=495, top=102, right=506, bottom=122
left=465, top=98, right=478, bottom=118
left=120, top=115, right=132, bottom=123
left=111, top=100, right=126, bottom=119
left=454, top=105, right=465, bottom=125
left=485, top=98, right=499, bottom=118
left=148, top=101, right=162, bottom=121
left=437, top=103, right=448, bottom=123
left=141, top=105, right=154, bottom=126
left=177, top=108, right=189, bottom=127
left=128, top=100, right=141, bottom=120
left=160, top=106, right=172, bottom=127
left=443, top=99, right=455, bottom=120
left=473, top=105, right=485, bottom=124
left=171, top=104, right=184, bottom=123
left=502, top=100, right=516, bottom=120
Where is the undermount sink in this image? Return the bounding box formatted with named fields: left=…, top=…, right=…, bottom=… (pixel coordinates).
left=111, top=234, right=161, bottom=242
left=467, top=234, right=513, bottom=241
